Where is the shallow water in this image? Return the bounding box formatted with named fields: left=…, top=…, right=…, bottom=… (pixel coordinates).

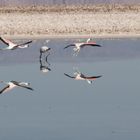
left=0, top=38, right=140, bottom=140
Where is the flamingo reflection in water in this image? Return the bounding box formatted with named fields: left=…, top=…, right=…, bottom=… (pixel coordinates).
left=39, top=40, right=51, bottom=73
left=64, top=69, right=102, bottom=84
left=40, top=40, right=51, bottom=60
left=40, top=46, right=51, bottom=60
left=40, top=52, right=51, bottom=73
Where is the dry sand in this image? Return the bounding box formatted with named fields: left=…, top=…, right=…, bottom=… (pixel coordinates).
left=0, top=5, right=140, bottom=38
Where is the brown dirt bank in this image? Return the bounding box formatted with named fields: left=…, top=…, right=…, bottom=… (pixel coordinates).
left=0, top=4, right=140, bottom=13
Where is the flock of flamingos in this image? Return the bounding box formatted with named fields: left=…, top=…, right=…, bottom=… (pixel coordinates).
left=0, top=36, right=102, bottom=94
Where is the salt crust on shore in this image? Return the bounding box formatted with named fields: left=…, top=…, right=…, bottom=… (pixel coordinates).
left=0, top=5, right=140, bottom=38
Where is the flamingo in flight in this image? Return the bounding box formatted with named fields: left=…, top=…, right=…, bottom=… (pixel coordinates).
left=64, top=70, right=102, bottom=84
left=0, top=80, right=33, bottom=94
left=0, top=37, right=32, bottom=50
left=64, top=38, right=102, bottom=54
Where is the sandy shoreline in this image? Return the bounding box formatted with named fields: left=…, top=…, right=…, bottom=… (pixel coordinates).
left=2, top=34, right=140, bottom=39
left=0, top=5, right=140, bottom=38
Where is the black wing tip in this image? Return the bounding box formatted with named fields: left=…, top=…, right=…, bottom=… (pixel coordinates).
left=26, top=40, right=33, bottom=44
left=29, top=40, right=33, bottom=43
left=26, top=87, right=34, bottom=91
left=96, top=75, right=102, bottom=78
left=89, top=75, right=102, bottom=79
left=63, top=47, right=67, bottom=49
left=64, top=73, right=70, bottom=77
left=95, top=44, right=102, bottom=47
left=64, top=44, right=75, bottom=49
left=30, top=88, right=34, bottom=91
left=90, top=43, right=102, bottom=47
left=98, top=44, right=102, bottom=47
left=64, top=73, right=75, bottom=79
left=0, top=36, right=3, bottom=39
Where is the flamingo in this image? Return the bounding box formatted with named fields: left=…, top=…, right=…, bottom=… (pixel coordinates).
left=0, top=80, right=33, bottom=94
left=64, top=38, right=102, bottom=54
left=64, top=70, right=102, bottom=84
left=0, top=37, right=32, bottom=50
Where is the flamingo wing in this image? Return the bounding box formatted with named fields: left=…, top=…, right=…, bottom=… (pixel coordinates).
left=64, top=73, right=75, bottom=79
left=18, top=40, right=33, bottom=47
left=10, top=45, right=20, bottom=50
left=13, top=40, right=33, bottom=49
left=79, top=73, right=86, bottom=78
left=0, top=37, right=16, bottom=46
left=18, top=85, right=34, bottom=90
left=0, top=85, right=10, bottom=94
left=64, top=44, right=75, bottom=49
left=84, top=75, right=102, bottom=80
left=80, top=43, right=102, bottom=48
left=11, top=81, right=34, bottom=91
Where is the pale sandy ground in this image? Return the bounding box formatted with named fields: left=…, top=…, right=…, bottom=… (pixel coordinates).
left=0, top=5, right=140, bottom=38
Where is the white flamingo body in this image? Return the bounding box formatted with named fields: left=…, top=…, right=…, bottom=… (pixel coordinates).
left=6, top=42, right=16, bottom=50
left=73, top=43, right=83, bottom=53
left=75, top=73, right=92, bottom=84
left=75, top=73, right=85, bottom=80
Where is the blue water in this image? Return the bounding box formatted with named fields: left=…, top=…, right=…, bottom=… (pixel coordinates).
left=0, top=38, right=140, bottom=140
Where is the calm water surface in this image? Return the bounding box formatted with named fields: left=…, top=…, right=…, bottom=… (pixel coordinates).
left=0, top=38, right=140, bottom=140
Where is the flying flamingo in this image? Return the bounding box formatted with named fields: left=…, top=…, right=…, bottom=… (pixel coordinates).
left=0, top=80, right=33, bottom=94
left=64, top=38, right=102, bottom=54
left=0, top=37, right=32, bottom=50
left=64, top=70, right=102, bottom=84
